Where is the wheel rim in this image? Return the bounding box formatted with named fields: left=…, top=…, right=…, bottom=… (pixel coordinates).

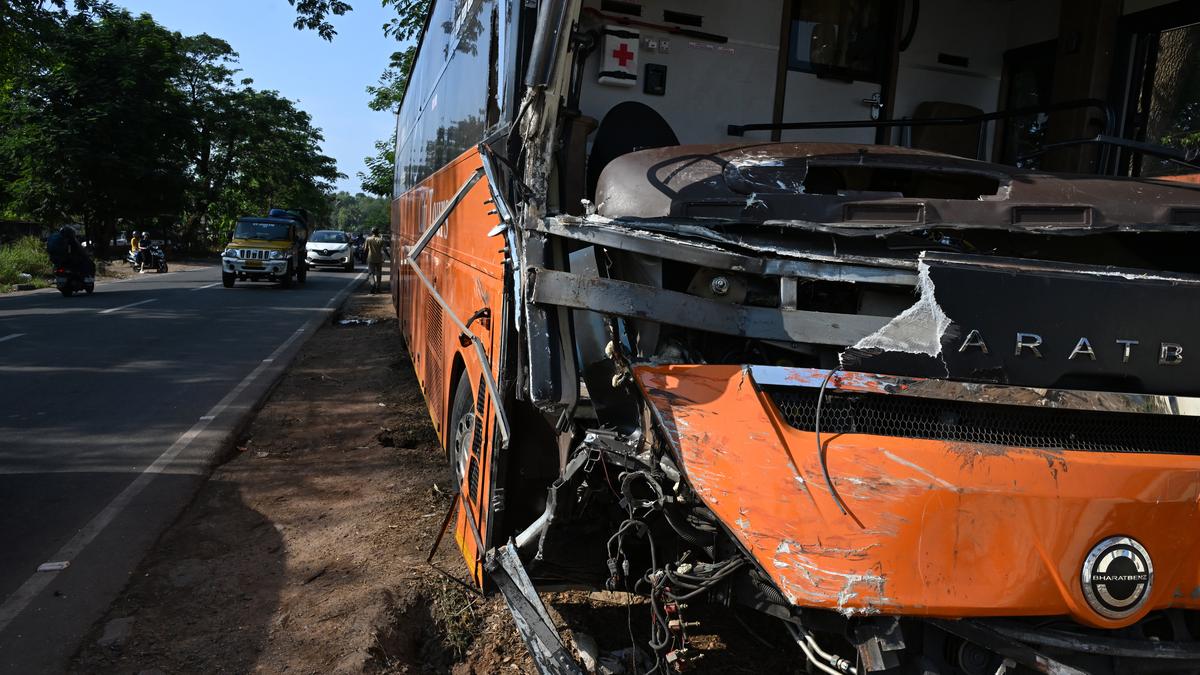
left=453, top=411, right=474, bottom=485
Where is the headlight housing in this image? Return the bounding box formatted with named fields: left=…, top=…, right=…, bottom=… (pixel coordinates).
left=269, top=250, right=283, bottom=260
left=223, top=249, right=239, bottom=259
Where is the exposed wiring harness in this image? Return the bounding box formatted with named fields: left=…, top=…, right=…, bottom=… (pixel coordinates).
left=604, top=467, right=751, bottom=674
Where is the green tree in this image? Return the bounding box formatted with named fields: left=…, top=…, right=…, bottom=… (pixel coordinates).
left=0, top=3, right=344, bottom=251
left=288, top=1, right=430, bottom=43
left=1, top=5, right=191, bottom=246
left=290, top=0, right=432, bottom=201
left=360, top=136, right=395, bottom=198
left=327, top=191, right=389, bottom=232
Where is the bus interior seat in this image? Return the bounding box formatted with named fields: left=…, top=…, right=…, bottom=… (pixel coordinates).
left=910, top=101, right=984, bottom=159
left=586, top=101, right=680, bottom=200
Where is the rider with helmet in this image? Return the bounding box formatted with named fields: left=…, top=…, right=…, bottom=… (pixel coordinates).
left=46, top=226, right=95, bottom=278
left=137, top=231, right=151, bottom=272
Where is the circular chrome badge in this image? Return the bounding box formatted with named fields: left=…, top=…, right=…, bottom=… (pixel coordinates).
left=1081, top=536, right=1153, bottom=620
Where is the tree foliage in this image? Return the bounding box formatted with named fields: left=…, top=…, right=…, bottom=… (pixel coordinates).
left=328, top=191, right=389, bottom=232
left=288, top=0, right=429, bottom=43
left=290, top=0, right=432, bottom=199
left=0, top=3, right=343, bottom=251
left=359, top=136, right=396, bottom=198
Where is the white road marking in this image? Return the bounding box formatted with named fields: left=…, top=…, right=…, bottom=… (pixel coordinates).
left=0, top=323, right=311, bottom=634
left=190, top=282, right=221, bottom=291
left=0, top=333, right=25, bottom=344
left=98, top=299, right=156, bottom=315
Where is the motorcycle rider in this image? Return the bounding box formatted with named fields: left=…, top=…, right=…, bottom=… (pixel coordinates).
left=46, top=226, right=95, bottom=278
left=136, top=231, right=151, bottom=272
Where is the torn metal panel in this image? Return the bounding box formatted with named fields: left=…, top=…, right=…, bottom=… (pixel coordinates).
left=530, top=269, right=888, bottom=346
left=632, top=364, right=1200, bottom=626
left=535, top=216, right=919, bottom=286
left=840, top=260, right=951, bottom=368
left=485, top=542, right=585, bottom=675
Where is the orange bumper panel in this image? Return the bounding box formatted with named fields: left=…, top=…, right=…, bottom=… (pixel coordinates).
left=634, top=364, right=1200, bottom=629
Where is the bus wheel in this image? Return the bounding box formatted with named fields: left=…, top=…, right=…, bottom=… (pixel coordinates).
left=449, top=376, right=475, bottom=489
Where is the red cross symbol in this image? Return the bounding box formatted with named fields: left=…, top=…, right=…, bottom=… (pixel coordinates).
left=612, top=43, right=635, bottom=67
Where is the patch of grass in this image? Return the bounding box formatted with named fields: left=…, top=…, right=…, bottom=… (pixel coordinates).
left=429, top=576, right=483, bottom=660
left=0, top=236, right=53, bottom=289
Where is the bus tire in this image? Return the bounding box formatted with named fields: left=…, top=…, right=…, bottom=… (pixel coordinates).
left=449, top=375, right=475, bottom=489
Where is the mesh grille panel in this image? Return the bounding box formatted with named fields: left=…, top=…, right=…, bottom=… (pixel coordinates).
left=470, top=374, right=487, bottom=504
left=766, top=387, right=1200, bottom=455
left=423, top=296, right=444, bottom=422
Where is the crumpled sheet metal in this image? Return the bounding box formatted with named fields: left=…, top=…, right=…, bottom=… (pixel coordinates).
left=633, top=364, right=1200, bottom=627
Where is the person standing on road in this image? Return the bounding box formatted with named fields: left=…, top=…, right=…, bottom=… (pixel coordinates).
left=365, top=227, right=388, bottom=294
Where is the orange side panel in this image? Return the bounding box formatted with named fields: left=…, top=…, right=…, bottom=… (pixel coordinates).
left=391, top=147, right=506, bottom=587
left=635, top=364, right=1200, bottom=629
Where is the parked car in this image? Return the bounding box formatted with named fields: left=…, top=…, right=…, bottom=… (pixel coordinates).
left=305, top=230, right=355, bottom=272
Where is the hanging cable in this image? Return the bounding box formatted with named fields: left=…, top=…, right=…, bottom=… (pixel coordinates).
left=815, top=368, right=851, bottom=515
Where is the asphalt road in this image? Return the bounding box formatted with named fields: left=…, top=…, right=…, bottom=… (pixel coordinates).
left=0, top=262, right=367, bottom=672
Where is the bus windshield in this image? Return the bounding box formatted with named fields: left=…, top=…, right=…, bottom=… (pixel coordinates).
left=234, top=221, right=291, bottom=241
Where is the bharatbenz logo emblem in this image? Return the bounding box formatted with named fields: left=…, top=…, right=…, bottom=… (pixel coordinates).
left=957, top=330, right=1184, bottom=366
left=1081, top=537, right=1153, bottom=619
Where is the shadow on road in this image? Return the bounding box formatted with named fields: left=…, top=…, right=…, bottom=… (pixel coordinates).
left=71, top=478, right=286, bottom=673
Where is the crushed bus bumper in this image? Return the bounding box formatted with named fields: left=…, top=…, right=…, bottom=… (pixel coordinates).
left=635, top=364, right=1200, bottom=627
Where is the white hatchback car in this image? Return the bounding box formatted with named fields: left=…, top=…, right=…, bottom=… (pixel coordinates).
left=306, top=230, right=355, bottom=271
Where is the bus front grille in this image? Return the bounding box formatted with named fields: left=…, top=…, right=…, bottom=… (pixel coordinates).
left=765, top=387, right=1200, bottom=455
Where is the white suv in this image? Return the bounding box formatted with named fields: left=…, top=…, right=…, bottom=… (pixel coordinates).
left=305, top=230, right=354, bottom=272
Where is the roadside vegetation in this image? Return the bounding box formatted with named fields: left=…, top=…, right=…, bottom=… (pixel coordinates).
left=328, top=192, right=390, bottom=233
left=0, top=236, right=53, bottom=291
left=0, top=1, right=343, bottom=254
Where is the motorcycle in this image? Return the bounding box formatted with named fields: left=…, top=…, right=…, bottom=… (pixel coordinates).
left=55, top=263, right=95, bottom=297
left=127, top=245, right=168, bottom=273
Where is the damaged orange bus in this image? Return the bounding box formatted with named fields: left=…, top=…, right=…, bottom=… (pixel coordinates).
left=391, top=0, right=1200, bottom=672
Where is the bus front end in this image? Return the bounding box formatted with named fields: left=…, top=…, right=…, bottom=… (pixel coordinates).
left=511, top=142, right=1200, bottom=674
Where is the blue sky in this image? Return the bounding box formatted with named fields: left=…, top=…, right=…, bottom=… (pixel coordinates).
left=114, top=0, right=403, bottom=194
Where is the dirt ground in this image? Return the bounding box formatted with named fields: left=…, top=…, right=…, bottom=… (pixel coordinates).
left=69, top=276, right=799, bottom=675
